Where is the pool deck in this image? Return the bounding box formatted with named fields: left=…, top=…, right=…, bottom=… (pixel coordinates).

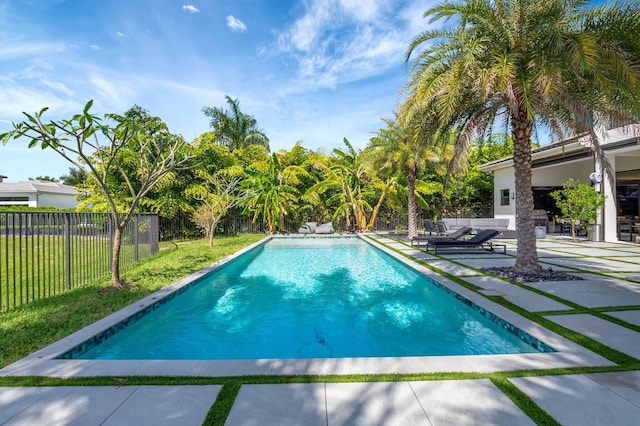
left=2, top=233, right=640, bottom=424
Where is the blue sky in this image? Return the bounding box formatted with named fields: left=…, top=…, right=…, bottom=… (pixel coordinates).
left=0, top=0, right=431, bottom=182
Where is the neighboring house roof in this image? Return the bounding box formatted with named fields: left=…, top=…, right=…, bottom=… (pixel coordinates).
left=0, top=180, right=77, bottom=196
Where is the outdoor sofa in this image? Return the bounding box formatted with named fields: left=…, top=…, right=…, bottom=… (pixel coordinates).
left=440, top=218, right=509, bottom=232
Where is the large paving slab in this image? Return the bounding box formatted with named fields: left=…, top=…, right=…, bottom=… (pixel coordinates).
left=0, top=385, right=220, bottom=426
left=545, top=313, right=640, bottom=359
left=409, top=379, right=536, bottom=426
left=326, top=382, right=429, bottom=425
left=465, top=276, right=571, bottom=312
left=226, top=383, right=327, bottom=425
left=227, top=380, right=536, bottom=426
left=540, top=247, right=634, bottom=257
left=419, top=260, right=483, bottom=276
left=604, top=309, right=640, bottom=326
left=511, top=373, right=640, bottom=426
left=457, top=257, right=516, bottom=269
left=541, top=256, right=640, bottom=272
left=528, top=274, right=640, bottom=308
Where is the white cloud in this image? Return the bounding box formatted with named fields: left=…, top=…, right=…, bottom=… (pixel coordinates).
left=226, top=15, right=247, bottom=32
left=182, top=5, right=200, bottom=14
left=273, top=0, right=420, bottom=91
left=0, top=41, right=66, bottom=58
left=116, top=32, right=125, bottom=37
left=89, top=44, right=102, bottom=50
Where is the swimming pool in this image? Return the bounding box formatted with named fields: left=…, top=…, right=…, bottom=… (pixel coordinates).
left=60, top=237, right=553, bottom=360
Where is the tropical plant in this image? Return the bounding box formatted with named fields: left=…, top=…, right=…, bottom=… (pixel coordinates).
left=242, top=153, right=308, bottom=233
left=1, top=101, right=194, bottom=288
left=551, top=178, right=605, bottom=242
left=404, top=0, right=640, bottom=274
left=308, top=139, right=372, bottom=231
left=368, top=116, right=440, bottom=238
left=203, top=95, right=270, bottom=151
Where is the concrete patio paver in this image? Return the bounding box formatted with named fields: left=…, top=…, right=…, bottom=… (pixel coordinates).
left=604, top=309, right=640, bottom=326
left=529, top=274, right=640, bottom=308
left=545, top=313, right=640, bottom=359
left=465, top=275, right=571, bottom=312
left=541, top=256, right=640, bottom=272
left=226, top=383, right=327, bottom=426
left=226, top=380, right=537, bottom=426
left=409, top=379, right=536, bottom=426
left=0, top=385, right=220, bottom=426
left=510, top=373, right=640, bottom=426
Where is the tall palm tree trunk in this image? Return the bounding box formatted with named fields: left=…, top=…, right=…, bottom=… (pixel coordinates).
left=512, top=108, right=540, bottom=274
left=407, top=168, right=418, bottom=239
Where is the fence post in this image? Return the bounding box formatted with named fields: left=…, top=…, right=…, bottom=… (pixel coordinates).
left=134, top=215, right=139, bottom=262
left=64, top=212, right=71, bottom=290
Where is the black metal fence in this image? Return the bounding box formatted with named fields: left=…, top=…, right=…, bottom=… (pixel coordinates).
left=0, top=212, right=159, bottom=311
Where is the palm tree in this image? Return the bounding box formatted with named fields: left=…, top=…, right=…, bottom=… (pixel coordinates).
left=203, top=96, right=270, bottom=151
left=242, top=153, right=308, bottom=233
left=368, top=115, right=439, bottom=239
left=404, top=0, right=640, bottom=274
left=308, top=139, right=372, bottom=231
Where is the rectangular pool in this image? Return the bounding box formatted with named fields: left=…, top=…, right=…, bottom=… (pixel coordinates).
left=60, top=237, right=553, bottom=360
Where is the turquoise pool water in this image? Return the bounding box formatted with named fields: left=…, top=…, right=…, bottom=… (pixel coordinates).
left=70, top=238, right=551, bottom=360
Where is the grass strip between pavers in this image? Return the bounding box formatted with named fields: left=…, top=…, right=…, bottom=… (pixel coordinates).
left=203, top=381, right=241, bottom=426
left=490, top=376, right=561, bottom=426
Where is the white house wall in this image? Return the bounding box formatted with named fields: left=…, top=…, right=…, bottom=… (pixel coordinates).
left=492, top=167, right=516, bottom=230
left=37, top=193, right=78, bottom=209
left=532, top=159, right=594, bottom=186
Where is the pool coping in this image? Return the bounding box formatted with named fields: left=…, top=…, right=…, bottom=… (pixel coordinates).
left=0, top=235, right=614, bottom=378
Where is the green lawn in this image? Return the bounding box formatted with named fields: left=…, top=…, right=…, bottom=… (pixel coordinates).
left=0, top=234, right=266, bottom=368
left=0, top=234, right=154, bottom=311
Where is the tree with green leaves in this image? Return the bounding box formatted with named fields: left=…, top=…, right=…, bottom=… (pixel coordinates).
left=404, top=0, right=640, bottom=274
left=203, top=96, right=270, bottom=151
left=1, top=101, right=194, bottom=288
left=59, top=167, right=87, bottom=186
left=187, top=174, right=251, bottom=246
left=242, top=153, right=308, bottom=233
left=551, top=178, right=605, bottom=242
left=368, top=116, right=440, bottom=238
left=308, top=139, right=372, bottom=232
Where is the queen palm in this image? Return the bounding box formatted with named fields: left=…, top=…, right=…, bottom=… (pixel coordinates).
left=404, top=0, right=640, bottom=274
left=203, top=96, right=270, bottom=151
left=369, top=115, right=440, bottom=239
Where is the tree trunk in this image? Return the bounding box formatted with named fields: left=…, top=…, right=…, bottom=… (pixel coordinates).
left=367, top=190, right=387, bottom=230
left=511, top=107, right=541, bottom=274
left=407, top=168, right=418, bottom=240
left=110, top=225, right=124, bottom=288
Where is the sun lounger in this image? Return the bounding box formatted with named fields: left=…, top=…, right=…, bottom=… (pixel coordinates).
left=411, top=226, right=473, bottom=247
left=426, top=229, right=506, bottom=254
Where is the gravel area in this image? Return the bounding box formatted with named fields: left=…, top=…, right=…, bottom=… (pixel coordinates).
left=482, top=266, right=583, bottom=283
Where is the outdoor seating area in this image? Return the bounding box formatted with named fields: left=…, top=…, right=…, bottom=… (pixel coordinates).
left=425, top=229, right=506, bottom=254
left=617, top=217, right=640, bottom=243
left=440, top=217, right=510, bottom=232
left=297, top=221, right=335, bottom=234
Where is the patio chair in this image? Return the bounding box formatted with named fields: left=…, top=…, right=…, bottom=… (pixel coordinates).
left=426, top=229, right=506, bottom=254
left=423, top=219, right=440, bottom=235
left=411, top=226, right=473, bottom=247
left=436, top=220, right=449, bottom=234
